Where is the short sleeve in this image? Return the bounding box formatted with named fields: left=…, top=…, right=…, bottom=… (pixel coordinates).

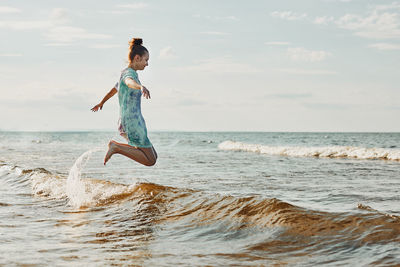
left=121, top=68, right=139, bottom=86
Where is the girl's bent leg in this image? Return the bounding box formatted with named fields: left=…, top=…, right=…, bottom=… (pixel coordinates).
left=137, top=146, right=157, bottom=165
left=104, top=140, right=157, bottom=166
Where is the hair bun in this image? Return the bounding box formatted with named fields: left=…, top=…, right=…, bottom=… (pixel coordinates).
left=129, top=38, right=143, bottom=49
left=128, top=38, right=148, bottom=63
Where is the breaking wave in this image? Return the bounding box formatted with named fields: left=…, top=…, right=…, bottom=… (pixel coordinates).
left=1, top=161, right=399, bottom=248
left=218, top=140, right=400, bottom=161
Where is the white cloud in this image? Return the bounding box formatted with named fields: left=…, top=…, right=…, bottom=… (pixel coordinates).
left=374, top=2, right=400, bottom=11
left=265, top=41, right=290, bottom=46
left=314, top=16, right=335, bottom=25
left=159, top=46, right=176, bottom=59
left=177, top=57, right=260, bottom=74
left=335, top=5, right=400, bottom=39
left=277, top=68, right=337, bottom=75
left=89, top=44, right=123, bottom=49
left=44, top=26, right=111, bottom=43
left=0, top=8, right=113, bottom=44
left=323, top=0, right=353, bottom=2
left=0, top=8, right=69, bottom=30
left=194, top=14, right=238, bottom=21
left=221, top=15, right=238, bottom=21
left=287, top=47, right=332, bottom=62
left=323, top=0, right=353, bottom=3
left=271, top=11, right=307, bottom=21
left=368, top=42, right=400, bottom=50
left=270, top=4, right=400, bottom=40
left=45, top=9, right=112, bottom=42
left=0, top=20, right=51, bottom=30
left=200, top=31, right=229, bottom=35
left=268, top=93, right=313, bottom=99
left=117, top=3, right=148, bottom=9
left=49, top=8, right=69, bottom=24
left=0, top=53, right=22, bottom=57
left=45, top=43, right=74, bottom=47
left=104, top=3, right=148, bottom=14
left=0, top=6, right=21, bottom=13
left=98, top=10, right=131, bottom=15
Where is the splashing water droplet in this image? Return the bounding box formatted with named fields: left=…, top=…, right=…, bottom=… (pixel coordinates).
left=66, top=147, right=103, bottom=208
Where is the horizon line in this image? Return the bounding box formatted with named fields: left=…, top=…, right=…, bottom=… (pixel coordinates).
left=1, top=130, right=399, bottom=133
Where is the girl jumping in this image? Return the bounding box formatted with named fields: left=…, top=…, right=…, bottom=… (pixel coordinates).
left=92, top=38, right=157, bottom=167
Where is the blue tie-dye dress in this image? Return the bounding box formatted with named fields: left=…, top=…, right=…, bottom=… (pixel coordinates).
left=117, top=67, right=152, bottom=148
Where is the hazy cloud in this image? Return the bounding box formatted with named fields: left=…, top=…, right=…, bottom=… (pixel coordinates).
left=303, top=102, right=352, bottom=110
left=0, top=8, right=112, bottom=44
left=0, top=6, right=21, bottom=13
left=374, top=2, right=400, bottom=11
left=271, top=11, right=308, bottom=21
left=100, top=3, right=148, bottom=15
left=159, top=46, right=176, bottom=59
left=0, top=53, right=22, bottom=57
left=265, top=41, right=290, bottom=46
left=45, top=26, right=111, bottom=43
left=268, top=93, right=313, bottom=99
left=0, top=92, right=93, bottom=111
left=175, top=99, right=207, bottom=107
left=178, top=57, right=260, bottom=74
left=116, top=3, right=148, bottom=9
left=335, top=5, right=400, bottom=39
left=277, top=68, right=337, bottom=75
left=322, top=0, right=353, bottom=2
left=49, top=8, right=69, bottom=24
left=314, top=16, right=335, bottom=25
left=287, top=47, right=332, bottom=62
left=200, top=31, right=229, bottom=36
left=45, top=43, right=74, bottom=47
left=0, top=20, right=51, bottom=30
left=272, top=4, right=400, bottom=40
left=89, top=44, right=123, bottom=49
left=368, top=42, right=400, bottom=50
left=193, top=14, right=238, bottom=21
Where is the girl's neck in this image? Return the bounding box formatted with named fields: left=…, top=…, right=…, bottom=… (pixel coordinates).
left=128, top=63, right=138, bottom=71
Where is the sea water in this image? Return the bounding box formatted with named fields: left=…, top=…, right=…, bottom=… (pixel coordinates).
left=0, top=131, right=399, bottom=266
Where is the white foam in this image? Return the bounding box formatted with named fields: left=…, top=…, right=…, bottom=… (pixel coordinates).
left=0, top=165, right=17, bottom=175
left=218, top=140, right=400, bottom=161
left=0, top=164, right=66, bottom=199
left=31, top=171, right=66, bottom=199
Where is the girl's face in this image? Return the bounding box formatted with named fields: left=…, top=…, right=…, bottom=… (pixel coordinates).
left=134, top=52, right=149, bottom=70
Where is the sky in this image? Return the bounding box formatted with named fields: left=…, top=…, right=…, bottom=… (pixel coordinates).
left=0, top=0, right=399, bottom=132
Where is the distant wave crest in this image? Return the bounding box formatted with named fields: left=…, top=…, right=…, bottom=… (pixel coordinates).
left=218, top=140, right=400, bottom=161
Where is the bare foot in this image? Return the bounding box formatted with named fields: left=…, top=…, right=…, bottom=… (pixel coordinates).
left=104, top=140, right=117, bottom=165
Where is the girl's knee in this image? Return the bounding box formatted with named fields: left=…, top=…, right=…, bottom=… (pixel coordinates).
left=145, top=158, right=156, bottom=166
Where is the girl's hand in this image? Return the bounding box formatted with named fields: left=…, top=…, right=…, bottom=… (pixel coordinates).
left=141, top=86, right=151, bottom=99
left=91, top=103, right=103, bottom=112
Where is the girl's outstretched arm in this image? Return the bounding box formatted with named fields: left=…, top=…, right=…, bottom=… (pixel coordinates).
left=124, top=78, right=151, bottom=99
left=91, top=85, right=118, bottom=112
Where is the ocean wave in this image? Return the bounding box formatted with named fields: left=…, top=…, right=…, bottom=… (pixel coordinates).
left=218, top=140, right=400, bottom=161
left=2, top=161, right=400, bottom=248
left=1, top=162, right=166, bottom=208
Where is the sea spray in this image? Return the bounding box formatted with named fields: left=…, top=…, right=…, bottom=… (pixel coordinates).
left=66, top=147, right=103, bottom=208
left=65, top=145, right=138, bottom=208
